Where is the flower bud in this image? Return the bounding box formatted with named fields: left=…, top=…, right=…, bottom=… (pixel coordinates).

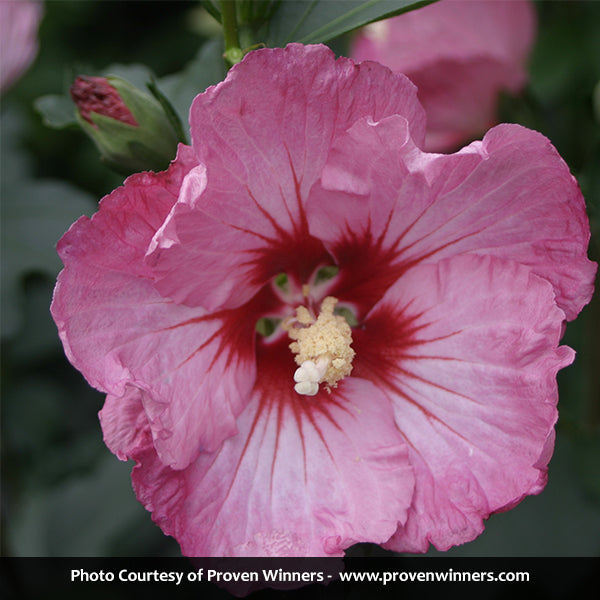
left=70, top=75, right=179, bottom=175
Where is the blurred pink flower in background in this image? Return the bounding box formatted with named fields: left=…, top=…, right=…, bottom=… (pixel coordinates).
left=51, top=44, right=595, bottom=556
left=0, top=0, right=43, bottom=93
left=351, top=0, right=536, bottom=152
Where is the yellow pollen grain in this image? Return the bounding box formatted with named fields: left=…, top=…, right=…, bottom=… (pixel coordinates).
left=287, top=296, right=355, bottom=391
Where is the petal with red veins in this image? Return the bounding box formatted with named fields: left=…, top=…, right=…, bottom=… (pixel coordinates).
left=352, top=254, right=573, bottom=552
left=131, top=375, right=414, bottom=557
left=313, top=118, right=596, bottom=320
left=52, top=147, right=257, bottom=469
left=146, top=43, right=426, bottom=311
left=147, top=164, right=331, bottom=310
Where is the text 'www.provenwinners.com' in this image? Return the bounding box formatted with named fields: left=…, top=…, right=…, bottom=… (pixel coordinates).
left=70, top=568, right=530, bottom=586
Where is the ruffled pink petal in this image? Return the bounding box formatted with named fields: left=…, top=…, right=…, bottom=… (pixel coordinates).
left=313, top=118, right=596, bottom=321
left=52, top=146, right=257, bottom=469
left=99, top=387, right=151, bottom=461
left=131, top=370, right=414, bottom=556
left=350, top=0, right=536, bottom=151
left=147, top=43, right=426, bottom=311
left=351, top=254, right=573, bottom=552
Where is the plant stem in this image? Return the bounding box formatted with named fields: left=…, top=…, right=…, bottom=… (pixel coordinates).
left=220, top=0, right=243, bottom=67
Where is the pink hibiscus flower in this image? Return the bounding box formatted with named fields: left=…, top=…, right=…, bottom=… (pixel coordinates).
left=350, top=0, right=536, bottom=152
left=0, top=0, right=43, bottom=93
left=51, top=44, right=596, bottom=556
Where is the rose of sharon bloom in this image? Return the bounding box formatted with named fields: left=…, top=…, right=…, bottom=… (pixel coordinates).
left=0, top=0, right=43, bottom=93
left=51, top=44, right=596, bottom=556
left=351, top=0, right=536, bottom=152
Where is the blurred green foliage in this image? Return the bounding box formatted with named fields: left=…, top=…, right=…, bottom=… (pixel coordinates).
left=1, top=0, right=599, bottom=557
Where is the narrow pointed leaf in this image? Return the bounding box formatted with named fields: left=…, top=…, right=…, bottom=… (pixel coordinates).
left=265, top=0, right=435, bottom=46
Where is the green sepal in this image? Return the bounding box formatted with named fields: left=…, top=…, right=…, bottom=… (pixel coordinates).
left=78, top=76, right=180, bottom=175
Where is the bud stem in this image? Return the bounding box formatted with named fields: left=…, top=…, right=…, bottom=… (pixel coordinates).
left=220, top=0, right=243, bottom=68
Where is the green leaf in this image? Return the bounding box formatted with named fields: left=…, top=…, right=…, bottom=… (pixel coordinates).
left=1, top=179, right=94, bottom=279
left=201, top=0, right=222, bottom=23
left=102, top=63, right=155, bottom=90
left=265, top=0, right=435, bottom=46
left=0, top=109, right=96, bottom=339
left=572, top=432, right=600, bottom=502
left=5, top=454, right=151, bottom=556
left=1, top=178, right=94, bottom=339
left=34, top=94, right=77, bottom=129
left=158, top=38, right=227, bottom=131
left=0, top=108, right=32, bottom=178
left=7, top=277, right=64, bottom=361
left=147, top=78, right=188, bottom=144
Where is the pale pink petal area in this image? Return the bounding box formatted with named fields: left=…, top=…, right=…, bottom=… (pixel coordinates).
left=146, top=43, right=426, bottom=311
left=0, top=0, right=43, bottom=93
left=351, top=254, right=573, bottom=552
left=51, top=146, right=257, bottom=469
left=313, top=119, right=596, bottom=321
left=131, top=377, right=414, bottom=556
left=351, top=0, right=536, bottom=151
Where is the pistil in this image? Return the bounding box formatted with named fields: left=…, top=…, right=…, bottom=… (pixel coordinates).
left=285, top=296, right=355, bottom=396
